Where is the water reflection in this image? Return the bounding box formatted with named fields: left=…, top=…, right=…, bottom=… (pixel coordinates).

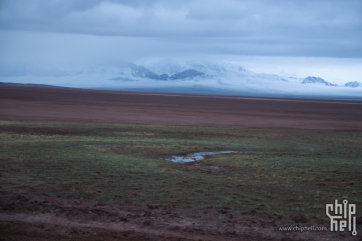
left=166, top=151, right=240, bottom=163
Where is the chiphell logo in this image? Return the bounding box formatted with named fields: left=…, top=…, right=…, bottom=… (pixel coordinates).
left=326, top=200, right=357, bottom=236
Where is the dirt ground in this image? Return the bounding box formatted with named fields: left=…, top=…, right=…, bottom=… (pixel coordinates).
left=1, top=86, right=362, bottom=130
left=1, top=190, right=360, bottom=241
left=1, top=86, right=362, bottom=240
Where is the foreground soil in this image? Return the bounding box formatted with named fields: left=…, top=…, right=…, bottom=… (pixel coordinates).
left=1, top=86, right=362, bottom=130
left=1, top=87, right=362, bottom=240
left=1, top=191, right=360, bottom=241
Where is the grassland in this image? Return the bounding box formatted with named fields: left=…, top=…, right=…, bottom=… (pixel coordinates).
left=0, top=120, right=361, bottom=219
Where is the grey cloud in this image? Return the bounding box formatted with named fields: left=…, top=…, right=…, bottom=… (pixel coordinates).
left=0, top=0, right=361, bottom=58
left=1, top=0, right=360, bottom=36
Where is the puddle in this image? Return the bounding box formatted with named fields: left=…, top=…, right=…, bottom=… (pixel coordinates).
left=117, top=132, right=153, bottom=135
left=166, top=151, right=240, bottom=163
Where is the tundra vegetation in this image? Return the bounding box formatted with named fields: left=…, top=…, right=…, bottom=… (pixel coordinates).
left=0, top=121, right=361, bottom=219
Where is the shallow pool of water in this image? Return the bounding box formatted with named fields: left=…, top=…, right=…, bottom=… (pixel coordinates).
left=166, top=151, right=240, bottom=163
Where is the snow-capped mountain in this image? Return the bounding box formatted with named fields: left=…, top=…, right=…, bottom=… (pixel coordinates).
left=344, top=81, right=362, bottom=88
left=301, top=76, right=338, bottom=86
left=1, top=59, right=361, bottom=100
left=144, top=59, right=252, bottom=79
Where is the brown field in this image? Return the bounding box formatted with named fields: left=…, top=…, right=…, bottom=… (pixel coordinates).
left=0, top=86, right=361, bottom=241
left=1, top=86, right=362, bottom=130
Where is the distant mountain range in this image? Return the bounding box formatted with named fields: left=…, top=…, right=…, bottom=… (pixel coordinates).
left=301, top=76, right=338, bottom=86
left=344, top=81, right=362, bottom=88
left=1, top=60, right=360, bottom=87
left=130, top=64, right=205, bottom=81
left=0, top=59, right=361, bottom=99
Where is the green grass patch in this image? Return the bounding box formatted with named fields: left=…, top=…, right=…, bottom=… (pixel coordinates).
left=0, top=121, right=361, bottom=219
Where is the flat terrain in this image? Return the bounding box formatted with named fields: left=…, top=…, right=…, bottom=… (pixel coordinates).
left=1, top=86, right=362, bottom=130
left=0, top=86, right=362, bottom=240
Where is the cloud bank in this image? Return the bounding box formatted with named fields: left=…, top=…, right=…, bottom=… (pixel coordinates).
left=1, top=0, right=361, bottom=58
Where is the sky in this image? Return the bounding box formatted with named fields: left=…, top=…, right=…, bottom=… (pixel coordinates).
left=0, top=0, right=361, bottom=84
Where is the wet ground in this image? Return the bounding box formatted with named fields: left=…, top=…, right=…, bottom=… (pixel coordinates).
left=166, top=151, right=240, bottom=163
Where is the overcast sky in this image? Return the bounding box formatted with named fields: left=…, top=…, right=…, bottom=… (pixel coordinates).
left=0, top=0, right=361, bottom=83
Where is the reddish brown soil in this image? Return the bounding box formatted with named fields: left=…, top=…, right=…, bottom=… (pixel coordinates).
left=1, top=191, right=360, bottom=241
left=1, top=86, right=362, bottom=240
left=1, top=86, right=362, bottom=130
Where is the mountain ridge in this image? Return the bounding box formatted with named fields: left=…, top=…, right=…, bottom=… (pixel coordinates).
left=302, top=76, right=338, bottom=87
left=1, top=60, right=361, bottom=101
left=344, top=81, right=362, bottom=88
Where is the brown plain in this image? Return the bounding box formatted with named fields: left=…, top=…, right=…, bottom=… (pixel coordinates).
left=1, top=86, right=362, bottom=241
left=1, top=86, right=361, bottom=130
